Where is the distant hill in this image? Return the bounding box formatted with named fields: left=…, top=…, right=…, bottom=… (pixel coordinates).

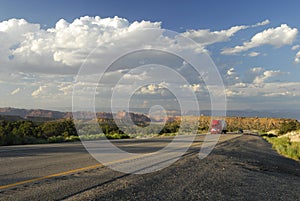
left=0, top=107, right=298, bottom=127
left=0, top=107, right=150, bottom=124
left=0, top=107, right=69, bottom=120
left=185, top=110, right=300, bottom=121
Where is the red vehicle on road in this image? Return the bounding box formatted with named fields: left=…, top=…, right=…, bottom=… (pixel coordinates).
left=210, top=119, right=227, bottom=134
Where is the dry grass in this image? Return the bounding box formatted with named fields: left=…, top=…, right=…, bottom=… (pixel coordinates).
left=198, top=116, right=299, bottom=133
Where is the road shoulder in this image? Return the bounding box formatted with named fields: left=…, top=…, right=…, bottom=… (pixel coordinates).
left=64, top=134, right=300, bottom=201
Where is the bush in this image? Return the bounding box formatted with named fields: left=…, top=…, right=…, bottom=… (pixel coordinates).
left=264, top=136, right=300, bottom=161
left=40, top=120, right=77, bottom=138
left=65, top=135, right=80, bottom=142
left=80, top=134, right=106, bottom=141
left=278, top=121, right=299, bottom=135
left=48, top=136, right=65, bottom=143
left=106, top=133, right=130, bottom=139
left=79, top=133, right=130, bottom=140
left=159, top=122, right=180, bottom=134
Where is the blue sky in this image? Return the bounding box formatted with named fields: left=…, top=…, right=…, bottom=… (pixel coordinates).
left=1, top=0, right=300, bottom=112
left=2, top=0, right=300, bottom=30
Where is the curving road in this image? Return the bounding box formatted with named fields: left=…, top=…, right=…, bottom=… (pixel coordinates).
left=0, top=134, right=299, bottom=200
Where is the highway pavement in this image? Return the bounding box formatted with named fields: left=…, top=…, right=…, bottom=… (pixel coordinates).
left=1, top=134, right=299, bottom=200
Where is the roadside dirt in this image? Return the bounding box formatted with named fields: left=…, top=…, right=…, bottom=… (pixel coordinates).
left=279, top=131, right=300, bottom=142
left=65, top=134, right=300, bottom=201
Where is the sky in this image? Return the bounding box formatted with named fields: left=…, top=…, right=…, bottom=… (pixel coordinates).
left=1, top=0, right=300, bottom=112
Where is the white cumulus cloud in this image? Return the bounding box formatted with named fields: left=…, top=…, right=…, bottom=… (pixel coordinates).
left=225, top=89, right=245, bottom=97
left=242, top=67, right=286, bottom=84
left=222, top=24, right=298, bottom=55
left=253, top=70, right=284, bottom=84
left=11, top=87, right=20, bottom=95
left=138, top=83, right=168, bottom=95
left=248, top=51, right=260, bottom=57
left=227, top=67, right=236, bottom=76
left=291, top=45, right=299, bottom=50
left=294, top=51, right=300, bottom=63
left=251, top=67, right=263, bottom=73
left=264, top=91, right=295, bottom=97
left=226, top=82, right=300, bottom=99
left=0, top=17, right=274, bottom=77
left=181, top=84, right=203, bottom=93
left=0, top=16, right=163, bottom=74
left=252, top=19, right=270, bottom=27
left=31, top=86, right=46, bottom=97
left=182, top=25, right=248, bottom=46
left=182, top=19, right=269, bottom=47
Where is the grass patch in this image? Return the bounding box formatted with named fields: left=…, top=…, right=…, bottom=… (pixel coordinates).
left=159, top=132, right=178, bottom=137
left=79, top=133, right=130, bottom=141
left=80, top=134, right=106, bottom=141
left=106, top=133, right=130, bottom=139
left=65, top=135, right=80, bottom=142
left=263, top=136, right=300, bottom=161
left=48, top=136, right=65, bottom=143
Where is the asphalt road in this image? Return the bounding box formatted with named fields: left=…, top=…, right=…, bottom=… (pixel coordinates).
left=0, top=134, right=299, bottom=200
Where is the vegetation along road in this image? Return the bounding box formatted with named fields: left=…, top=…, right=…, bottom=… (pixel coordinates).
left=0, top=134, right=299, bottom=200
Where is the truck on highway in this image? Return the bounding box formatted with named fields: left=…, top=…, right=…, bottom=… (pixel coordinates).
left=210, top=119, right=227, bottom=134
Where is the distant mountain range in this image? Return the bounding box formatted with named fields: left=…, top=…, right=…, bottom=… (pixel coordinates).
left=0, top=107, right=299, bottom=122
left=0, top=107, right=71, bottom=120
left=0, top=107, right=151, bottom=124
left=187, top=110, right=300, bottom=121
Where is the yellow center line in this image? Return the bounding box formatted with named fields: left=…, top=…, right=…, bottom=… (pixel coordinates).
left=0, top=135, right=240, bottom=190
left=0, top=164, right=103, bottom=190
left=0, top=147, right=160, bottom=190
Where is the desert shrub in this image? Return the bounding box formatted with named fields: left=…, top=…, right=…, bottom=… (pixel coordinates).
left=48, top=136, right=65, bottom=143
left=80, top=133, right=129, bottom=140
left=159, top=121, right=180, bottom=134
left=80, top=134, right=106, bottom=141
left=39, top=119, right=77, bottom=138
left=106, top=133, right=130, bottom=139
left=278, top=121, right=299, bottom=135
left=264, top=136, right=300, bottom=161
left=65, top=135, right=80, bottom=142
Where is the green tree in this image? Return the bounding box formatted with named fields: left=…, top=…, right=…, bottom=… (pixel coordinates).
left=278, top=121, right=299, bottom=135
